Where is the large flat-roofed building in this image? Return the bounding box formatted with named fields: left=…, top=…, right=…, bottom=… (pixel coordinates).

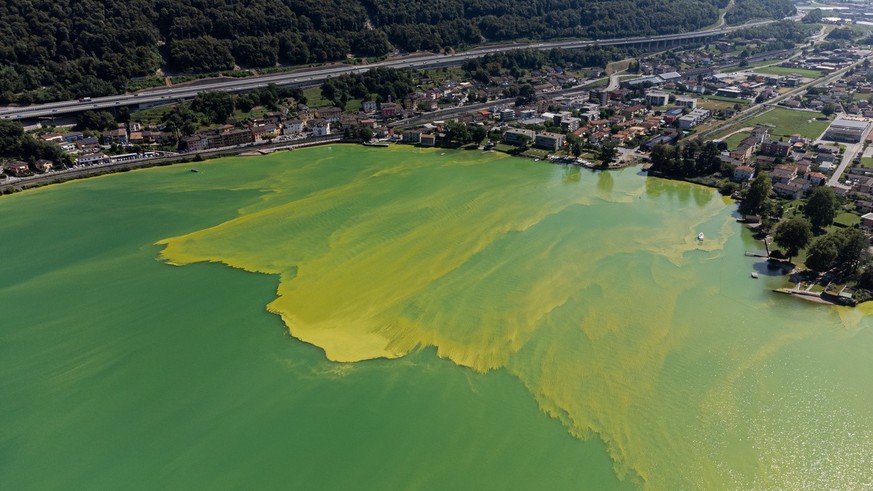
left=645, top=91, right=670, bottom=107
left=677, top=108, right=711, bottom=129
left=534, top=132, right=564, bottom=151
left=503, top=128, right=536, bottom=146
left=674, top=97, right=697, bottom=109
left=824, top=118, right=871, bottom=143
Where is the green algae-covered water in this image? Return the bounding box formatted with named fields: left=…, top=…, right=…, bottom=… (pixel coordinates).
left=2, top=145, right=872, bottom=490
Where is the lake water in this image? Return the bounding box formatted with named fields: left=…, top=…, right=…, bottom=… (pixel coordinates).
left=2, top=145, right=872, bottom=490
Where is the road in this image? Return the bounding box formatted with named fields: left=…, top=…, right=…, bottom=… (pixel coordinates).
left=828, top=139, right=862, bottom=186
left=0, top=19, right=781, bottom=121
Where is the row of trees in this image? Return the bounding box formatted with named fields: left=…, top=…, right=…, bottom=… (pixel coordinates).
left=320, top=68, right=417, bottom=109
left=648, top=140, right=723, bottom=177
left=462, top=47, right=630, bottom=82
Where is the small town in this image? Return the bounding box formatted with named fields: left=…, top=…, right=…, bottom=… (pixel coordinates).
left=5, top=13, right=873, bottom=304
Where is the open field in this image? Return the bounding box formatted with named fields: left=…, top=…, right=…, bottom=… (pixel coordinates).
left=835, top=212, right=862, bottom=228
left=745, top=108, right=830, bottom=140
left=724, top=131, right=751, bottom=150
left=696, top=98, right=742, bottom=111
left=700, top=94, right=749, bottom=104
left=303, top=87, right=333, bottom=108
left=130, top=105, right=176, bottom=125
left=859, top=157, right=873, bottom=168
left=752, top=66, right=825, bottom=78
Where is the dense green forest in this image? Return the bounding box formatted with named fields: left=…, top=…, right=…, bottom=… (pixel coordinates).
left=0, top=0, right=802, bottom=104
left=725, top=0, right=795, bottom=25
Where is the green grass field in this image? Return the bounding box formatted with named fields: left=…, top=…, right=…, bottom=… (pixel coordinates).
left=859, top=157, right=873, bottom=169
left=696, top=98, right=742, bottom=111
left=745, top=108, right=830, bottom=140
left=700, top=95, right=749, bottom=104
left=753, top=66, right=826, bottom=78
left=130, top=105, right=177, bottom=125
left=724, top=131, right=751, bottom=150
left=834, top=212, right=862, bottom=228
left=303, top=87, right=333, bottom=108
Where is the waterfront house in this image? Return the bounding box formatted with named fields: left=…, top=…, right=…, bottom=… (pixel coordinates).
left=420, top=133, right=436, bottom=146
left=33, top=159, right=53, bottom=172
left=76, top=153, right=111, bottom=166
left=401, top=130, right=422, bottom=144
left=2, top=160, right=30, bottom=176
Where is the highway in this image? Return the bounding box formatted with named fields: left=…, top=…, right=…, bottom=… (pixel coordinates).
left=0, top=19, right=780, bottom=121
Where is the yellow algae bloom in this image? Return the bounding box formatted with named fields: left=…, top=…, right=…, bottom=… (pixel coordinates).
left=157, top=146, right=873, bottom=490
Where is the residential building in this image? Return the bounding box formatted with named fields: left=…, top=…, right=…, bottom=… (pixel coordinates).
left=503, top=129, right=536, bottom=146
left=76, top=153, right=111, bottom=166
left=499, top=109, right=516, bottom=121
left=733, top=165, right=755, bottom=182
left=401, top=130, right=422, bottom=144
left=210, top=128, right=254, bottom=147
left=806, top=172, right=827, bottom=186
left=674, top=97, right=697, bottom=109
left=420, top=133, right=436, bottom=146
left=760, top=140, right=792, bottom=158
left=589, top=89, right=608, bottom=105
left=33, top=159, right=53, bottom=172
left=534, top=132, right=564, bottom=151
left=380, top=102, right=401, bottom=118
left=310, top=120, right=331, bottom=137
left=677, top=108, right=710, bottom=129
left=2, top=160, right=30, bottom=176
left=645, top=91, right=670, bottom=107
left=283, top=119, right=304, bottom=134
left=317, top=106, right=343, bottom=122
left=560, top=117, right=581, bottom=133
left=730, top=143, right=755, bottom=162
left=773, top=181, right=805, bottom=200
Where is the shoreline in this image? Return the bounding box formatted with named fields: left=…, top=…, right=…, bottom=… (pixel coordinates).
left=0, top=135, right=344, bottom=195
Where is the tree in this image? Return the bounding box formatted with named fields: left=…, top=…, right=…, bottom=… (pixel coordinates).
left=802, top=8, right=823, bottom=24
left=773, top=218, right=813, bottom=262
left=805, top=235, right=840, bottom=273
left=650, top=144, right=677, bottom=174
left=191, top=91, right=235, bottom=124
left=804, top=186, right=836, bottom=230
left=859, top=266, right=873, bottom=290
left=835, top=228, right=869, bottom=272
left=822, top=103, right=836, bottom=118
left=598, top=142, right=617, bottom=167
left=739, top=172, right=771, bottom=216
left=77, top=111, right=117, bottom=131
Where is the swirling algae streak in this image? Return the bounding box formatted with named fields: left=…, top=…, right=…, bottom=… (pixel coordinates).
left=157, top=146, right=873, bottom=490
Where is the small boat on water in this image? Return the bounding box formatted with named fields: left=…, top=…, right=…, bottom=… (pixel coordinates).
left=190, top=169, right=199, bottom=173
left=697, top=232, right=705, bottom=241
left=751, top=272, right=759, bottom=278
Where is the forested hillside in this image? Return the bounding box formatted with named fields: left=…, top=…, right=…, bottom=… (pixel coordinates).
left=1, top=0, right=793, bottom=104
left=725, top=0, right=795, bottom=25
